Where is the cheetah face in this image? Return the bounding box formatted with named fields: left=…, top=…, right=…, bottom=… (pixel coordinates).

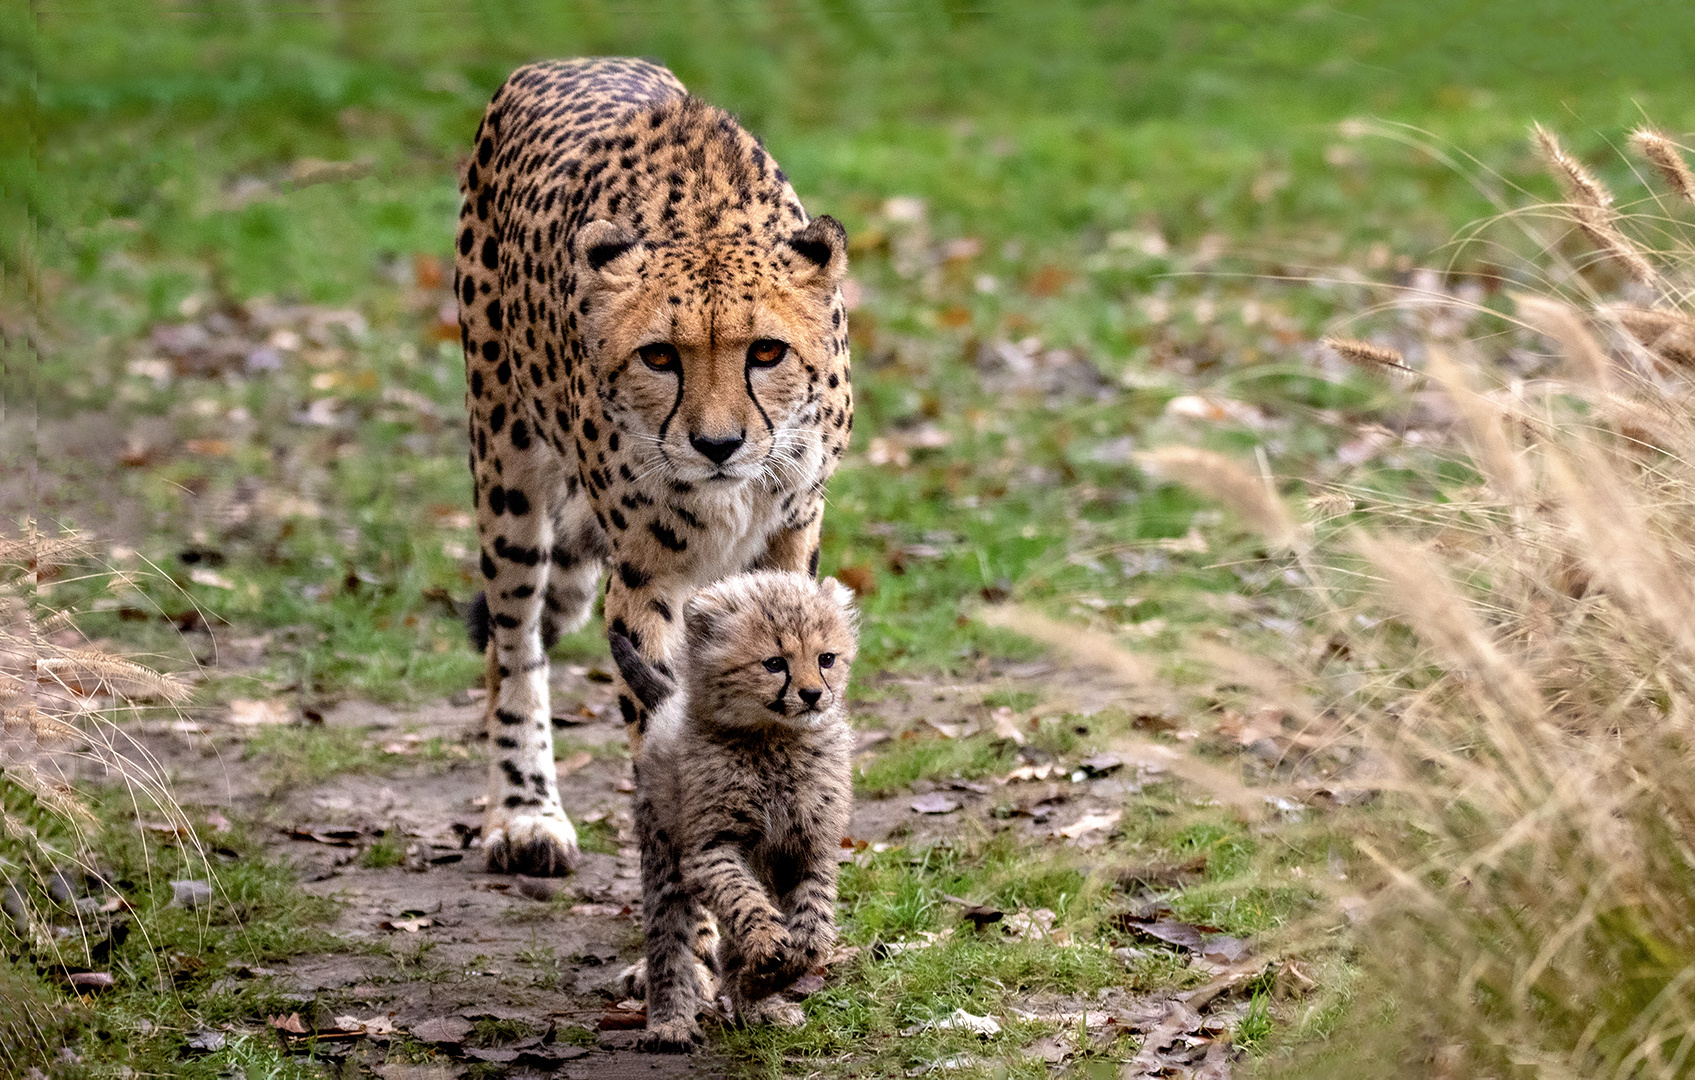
left=684, top=572, right=859, bottom=731
left=576, top=217, right=848, bottom=486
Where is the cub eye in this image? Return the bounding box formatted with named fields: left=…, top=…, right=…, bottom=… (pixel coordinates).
left=762, top=656, right=788, bottom=673
left=638, top=343, right=680, bottom=371
left=747, top=339, right=788, bottom=368
left=817, top=653, right=836, bottom=669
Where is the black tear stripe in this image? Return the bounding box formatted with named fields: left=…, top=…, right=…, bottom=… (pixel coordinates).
left=764, top=665, right=792, bottom=714
left=655, top=346, right=687, bottom=447
left=744, top=361, right=775, bottom=434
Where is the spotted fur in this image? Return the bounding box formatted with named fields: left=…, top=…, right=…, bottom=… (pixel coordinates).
left=455, top=58, right=853, bottom=875
left=617, top=572, right=857, bottom=1052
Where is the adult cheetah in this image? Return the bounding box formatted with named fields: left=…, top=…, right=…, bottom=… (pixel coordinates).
left=455, top=58, right=853, bottom=876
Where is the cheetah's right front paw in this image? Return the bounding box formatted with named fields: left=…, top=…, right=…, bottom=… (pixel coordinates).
left=639, top=1017, right=704, bottom=1053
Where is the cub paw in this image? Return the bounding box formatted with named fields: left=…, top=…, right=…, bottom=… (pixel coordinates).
left=639, top=1017, right=704, bottom=1053
left=484, top=812, right=580, bottom=876
left=620, top=959, right=647, bottom=999
left=739, top=922, right=792, bottom=975
left=620, top=958, right=717, bottom=1002
left=742, top=995, right=806, bottom=1029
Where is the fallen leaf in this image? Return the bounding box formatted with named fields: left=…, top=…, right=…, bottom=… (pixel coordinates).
left=410, top=1016, right=473, bottom=1044
left=555, top=750, right=593, bottom=778
left=226, top=698, right=292, bottom=726
left=1002, top=907, right=1057, bottom=941
left=910, top=792, right=961, bottom=815
left=185, top=1030, right=226, bottom=1052
left=568, top=903, right=630, bottom=917
left=901, top=1008, right=1001, bottom=1038
left=67, top=971, right=113, bottom=990
left=334, top=1014, right=397, bottom=1036
left=1058, top=809, right=1122, bottom=840
left=183, top=439, right=232, bottom=456
left=268, top=1013, right=309, bottom=1035
left=189, top=568, right=235, bottom=589
left=988, top=706, right=1026, bottom=745
left=597, top=1009, right=645, bottom=1030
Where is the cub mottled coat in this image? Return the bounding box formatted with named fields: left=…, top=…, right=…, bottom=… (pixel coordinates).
left=610, top=571, right=856, bottom=1052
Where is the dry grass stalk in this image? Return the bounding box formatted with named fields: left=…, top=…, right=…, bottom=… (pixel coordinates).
left=1609, top=304, right=1695, bottom=367
left=1630, top=128, right=1695, bottom=205
left=1514, top=293, right=1613, bottom=388
left=1140, top=446, right=1304, bottom=551
left=1424, top=348, right=1532, bottom=501
left=1533, top=123, right=1657, bottom=284
left=2, top=521, right=194, bottom=845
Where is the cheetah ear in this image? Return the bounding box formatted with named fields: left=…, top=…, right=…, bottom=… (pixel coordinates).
left=783, top=215, right=848, bottom=288
left=576, top=220, right=646, bottom=289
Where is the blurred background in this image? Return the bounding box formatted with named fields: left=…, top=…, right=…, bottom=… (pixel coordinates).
left=11, top=0, right=1693, bottom=690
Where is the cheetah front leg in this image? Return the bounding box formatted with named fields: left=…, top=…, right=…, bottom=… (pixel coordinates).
left=477, top=464, right=579, bottom=876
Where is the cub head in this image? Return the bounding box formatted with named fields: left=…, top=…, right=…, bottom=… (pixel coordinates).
left=573, top=208, right=848, bottom=486
left=681, top=571, right=859, bottom=730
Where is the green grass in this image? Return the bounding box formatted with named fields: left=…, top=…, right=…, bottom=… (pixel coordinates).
left=0, top=778, right=338, bottom=1078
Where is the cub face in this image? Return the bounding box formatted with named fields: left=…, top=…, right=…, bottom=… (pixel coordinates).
left=684, top=571, right=859, bottom=730
left=575, top=217, right=848, bottom=486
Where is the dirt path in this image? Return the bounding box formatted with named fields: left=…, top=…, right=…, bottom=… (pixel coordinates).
left=104, top=657, right=1151, bottom=1077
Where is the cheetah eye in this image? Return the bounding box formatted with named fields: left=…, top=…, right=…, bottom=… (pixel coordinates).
left=747, top=339, right=788, bottom=368
left=762, top=656, right=788, bottom=673
left=817, top=653, right=836, bottom=669
left=638, top=343, right=680, bottom=371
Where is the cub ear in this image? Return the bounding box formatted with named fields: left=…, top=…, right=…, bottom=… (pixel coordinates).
left=575, top=219, right=646, bottom=288
left=783, top=215, right=848, bottom=288
left=818, top=576, right=859, bottom=623
left=683, top=590, right=727, bottom=642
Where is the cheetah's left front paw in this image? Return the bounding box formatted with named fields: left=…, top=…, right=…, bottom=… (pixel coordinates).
left=484, top=811, right=580, bottom=876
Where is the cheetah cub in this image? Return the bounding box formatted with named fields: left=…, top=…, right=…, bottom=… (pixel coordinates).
left=610, top=570, right=857, bottom=1052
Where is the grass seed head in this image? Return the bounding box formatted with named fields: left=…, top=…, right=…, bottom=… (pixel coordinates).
left=1630, top=128, right=1695, bottom=204
left=1608, top=304, right=1695, bottom=367
left=1532, top=124, right=1657, bottom=283
left=1141, top=446, right=1304, bottom=551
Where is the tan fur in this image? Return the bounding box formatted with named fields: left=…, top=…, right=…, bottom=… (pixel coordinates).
left=627, top=572, right=857, bottom=1051
left=454, top=58, right=852, bottom=875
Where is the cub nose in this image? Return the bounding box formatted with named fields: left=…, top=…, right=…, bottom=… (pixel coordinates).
left=689, top=431, right=745, bottom=465
left=798, top=687, right=823, bottom=708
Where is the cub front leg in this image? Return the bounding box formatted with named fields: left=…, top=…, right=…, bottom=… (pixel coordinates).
left=680, top=829, right=790, bottom=1012
left=476, top=463, right=578, bottom=876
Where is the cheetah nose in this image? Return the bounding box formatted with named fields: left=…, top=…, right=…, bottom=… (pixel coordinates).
left=689, top=431, right=745, bottom=465
left=798, top=687, right=823, bottom=708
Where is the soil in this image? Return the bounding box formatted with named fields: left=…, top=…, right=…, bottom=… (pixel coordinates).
left=78, top=654, right=1160, bottom=1078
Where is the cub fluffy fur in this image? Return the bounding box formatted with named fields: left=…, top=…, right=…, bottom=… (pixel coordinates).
left=611, top=570, right=857, bottom=1052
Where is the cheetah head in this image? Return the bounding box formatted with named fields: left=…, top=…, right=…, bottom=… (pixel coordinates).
left=574, top=215, right=848, bottom=486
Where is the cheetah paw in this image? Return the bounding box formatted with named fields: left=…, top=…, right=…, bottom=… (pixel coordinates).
left=484, top=812, right=580, bottom=876
left=638, top=1017, right=704, bottom=1053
